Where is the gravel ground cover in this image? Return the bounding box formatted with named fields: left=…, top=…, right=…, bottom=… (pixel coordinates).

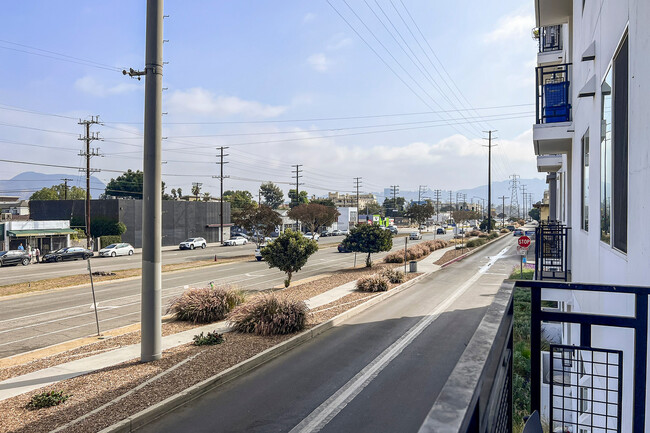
left=0, top=263, right=421, bottom=433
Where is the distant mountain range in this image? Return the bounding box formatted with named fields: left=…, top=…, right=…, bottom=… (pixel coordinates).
left=0, top=172, right=106, bottom=200
left=373, top=178, right=548, bottom=206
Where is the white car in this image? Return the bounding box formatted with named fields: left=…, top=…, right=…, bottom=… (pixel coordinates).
left=224, top=237, right=248, bottom=246
left=303, top=232, right=320, bottom=241
left=179, top=237, right=207, bottom=250
left=99, top=243, right=134, bottom=257
left=409, top=231, right=422, bottom=240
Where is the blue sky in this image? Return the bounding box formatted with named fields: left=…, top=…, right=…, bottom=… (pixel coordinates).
left=0, top=0, right=540, bottom=199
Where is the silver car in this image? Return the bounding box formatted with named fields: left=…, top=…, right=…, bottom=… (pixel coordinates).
left=99, top=243, right=135, bottom=257
left=179, top=237, right=207, bottom=250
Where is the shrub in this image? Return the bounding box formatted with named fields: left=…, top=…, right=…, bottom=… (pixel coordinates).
left=261, top=229, right=318, bottom=287
left=193, top=331, right=225, bottom=346
left=168, top=286, right=245, bottom=324
left=500, top=228, right=509, bottom=233
left=469, top=230, right=481, bottom=237
left=466, top=238, right=486, bottom=248
left=488, top=231, right=499, bottom=240
left=381, top=268, right=405, bottom=284
left=27, top=390, right=70, bottom=409
left=383, top=251, right=404, bottom=263
left=517, top=219, right=525, bottom=226
left=100, top=235, right=122, bottom=248
left=356, top=274, right=390, bottom=292
left=229, top=295, right=308, bottom=336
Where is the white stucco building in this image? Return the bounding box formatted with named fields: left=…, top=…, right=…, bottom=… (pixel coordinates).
left=533, top=1, right=650, bottom=432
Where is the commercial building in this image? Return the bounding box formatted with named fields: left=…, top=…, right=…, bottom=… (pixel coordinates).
left=29, top=199, right=231, bottom=248
left=327, top=192, right=377, bottom=210
left=0, top=220, right=75, bottom=252
left=531, top=1, right=650, bottom=431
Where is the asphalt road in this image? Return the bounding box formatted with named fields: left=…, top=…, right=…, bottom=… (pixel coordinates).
left=0, top=233, right=346, bottom=286
left=140, top=235, right=519, bottom=433
left=0, top=231, right=453, bottom=358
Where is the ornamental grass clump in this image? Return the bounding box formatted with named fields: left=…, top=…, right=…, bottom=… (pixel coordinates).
left=192, top=331, right=225, bottom=346
left=229, top=295, right=308, bottom=336
left=356, top=274, right=390, bottom=292
left=500, top=228, right=510, bottom=233
left=27, top=390, right=70, bottom=410
left=466, top=238, right=487, bottom=248
left=381, top=267, right=405, bottom=284
left=469, top=230, right=481, bottom=237
left=488, top=231, right=499, bottom=240
left=167, top=286, right=246, bottom=324
left=383, top=251, right=404, bottom=263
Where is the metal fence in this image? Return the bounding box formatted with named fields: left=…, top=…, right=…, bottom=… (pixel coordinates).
left=536, top=63, right=572, bottom=124
left=538, top=25, right=562, bottom=53
left=534, top=222, right=570, bottom=281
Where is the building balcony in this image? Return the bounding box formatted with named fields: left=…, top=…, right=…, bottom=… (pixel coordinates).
left=534, top=63, right=573, bottom=156
left=536, top=154, right=563, bottom=173
left=534, top=25, right=567, bottom=66
left=535, top=0, right=572, bottom=28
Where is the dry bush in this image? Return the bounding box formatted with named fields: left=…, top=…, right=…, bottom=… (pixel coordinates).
left=167, top=286, right=246, bottom=324
left=228, top=295, right=308, bottom=336
left=356, top=274, right=390, bottom=292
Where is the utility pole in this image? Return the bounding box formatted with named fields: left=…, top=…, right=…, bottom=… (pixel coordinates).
left=509, top=174, right=520, bottom=219
left=292, top=164, right=303, bottom=227
left=127, top=0, right=164, bottom=363
left=483, top=130, right=497, bottom=232
left=390, top=185, right=399, bottom=217
left=61, top=178, right=73, bottom=200
left=498, top=195, right=507, bottom=228
left=213, top=147, right=229, bottom=244
left=433, top=189, right=441, bottom=223
left=418, top=185, right=427, bottom=204
left=354, top=177, right=362, bottom=223
left=78, top=116, right=101, bottom=249
left=520, top=184, right=528, bottom=221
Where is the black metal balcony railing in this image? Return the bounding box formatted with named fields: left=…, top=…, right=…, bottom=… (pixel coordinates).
left=534, top=222, right=570, bottom=281
left=536, top=63, right=572, bottom=124
left=537, top=25, right=562, bottom=53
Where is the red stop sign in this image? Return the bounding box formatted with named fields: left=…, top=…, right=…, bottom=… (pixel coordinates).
left=518, top=236, right=531, bottom=248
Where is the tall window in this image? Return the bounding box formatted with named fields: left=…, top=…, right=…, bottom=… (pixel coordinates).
left=581, top=131, right=589, bottom=231
left=600, top=69, right=612, bottom=243
left=600, top=34, right=629, bottom=251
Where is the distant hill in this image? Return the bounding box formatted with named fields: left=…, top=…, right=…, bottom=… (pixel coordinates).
left=0, top=172, right=106, bottom=200
left=373, top=178, right=548, bottom=206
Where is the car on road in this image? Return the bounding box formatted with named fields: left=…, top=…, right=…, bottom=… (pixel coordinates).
left=42, top=247, right=93, bottom=263
left=223, top=237, right=248, bottom=246
left=506, top=225, right=516, bottom=231
left=320, top=230, right=331, bottom=237
left=513, top=229, right=524, bottom=237
left=330, top=229, right=343, bottom=236
left=303, top=232, right=320, bottom=241
left=387, top=226, right=398, bottom=235
left=179, top=237, right=207, bottom=250
left=419, top=225, right=427, bottom=231
left=0, top=250, right=31, bottom=267
left=436, top=228, right=445, bottom=235
left=231, top=233, right=250, bottom=240
left=409, top=231, right=422, bottom=240
left=99, top=243, right=134, bottom=257
left=337, top=243, right=351, bottom=253
left=255, top=243, right=268, bottom=261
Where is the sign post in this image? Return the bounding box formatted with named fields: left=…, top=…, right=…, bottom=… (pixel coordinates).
left=517, top=235, right=531, bottom=278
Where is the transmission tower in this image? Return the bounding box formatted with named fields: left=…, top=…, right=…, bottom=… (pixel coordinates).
left=509, top=174, right=520, bottom=219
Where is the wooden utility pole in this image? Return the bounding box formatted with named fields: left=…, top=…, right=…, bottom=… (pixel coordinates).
left=213, top=147, right=229, bottom=244
left=354, top=177, right=362, bottom=224
left=61, top=178, right=73, bottom=200
left=78, top=116, right=101, bottom=249
left=483, top=130, right=497, bottom=232
left=498, top=195, right=507, bottom=228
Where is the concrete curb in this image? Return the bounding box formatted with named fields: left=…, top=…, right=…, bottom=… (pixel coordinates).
left=98, top=270, right=431, bottom=433
left=440, top=234, right=510, bottom=268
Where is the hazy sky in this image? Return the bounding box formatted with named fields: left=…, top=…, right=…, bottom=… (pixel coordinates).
left=0, top=0, right=540, bottom=198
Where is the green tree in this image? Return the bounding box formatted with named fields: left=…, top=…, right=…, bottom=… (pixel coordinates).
left=363, top=202, right=383, bottom=217
left=341, top=224, right=393, bottom=267
left=202, top=192, right=211, bottom=202
left=232, top=204, right=281, bottom=246
left=259, top=182, right=284, bottom=209
left=309, top=198, right=336, bottom=208
left=451, top=209, right=480, bottom=227
left=30, top=184, right=86, bottom=200
left=177, top=187, right=183, bottom=199
left=90, top=217, right=127, bottom=237
left=261, top=229, right=318, bottom=287
left=224, top=190, right=255, bottom=210
left=382, top=197, right=406, bottom=217
left=405, top=202, right=435, bottom=225
left=288, top=203, right=340, bottom=237
left=288, top=189, right=308, bottom=208
left=105, top=169, right=144, bottom=199
left=479, top=218, right=496, bottom=231
left=529, top=207, right=541, bottom=222
left=191, top=183, right=202, bottom=200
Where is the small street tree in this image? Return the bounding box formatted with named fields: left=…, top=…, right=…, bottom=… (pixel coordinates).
left=288, top=189, right=308, bottom=208
left=191, top=183, right=202, bottom=200
left=341, top=224, right=393, bottom=267
left=261, top=229, right=318, bottom=287
left=30, top=183, right=86, bottom=201
left=259, top=182, right=284, bottom=209
left=224, top=190, right=255, bottom=210
left=232, top=204, right=281, bottom=246
left=288, top=203, right=340, bottom=237
left=405, top=202, right=435, bottom=226
left=451, top=209, right=480, bottom=228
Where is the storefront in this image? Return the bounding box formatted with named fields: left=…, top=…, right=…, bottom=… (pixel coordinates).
left=0, top=221, right=75, bottom=253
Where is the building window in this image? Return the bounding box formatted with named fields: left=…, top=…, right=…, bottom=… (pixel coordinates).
left=600, top=68, right=612, bottom=244
left=579, top=386, right=590, bottom=414
left=600, top=34, right=629, bottom=250
left=612, top=35, right=628, bottom=253
left=581, top=131, right=589, bottom=231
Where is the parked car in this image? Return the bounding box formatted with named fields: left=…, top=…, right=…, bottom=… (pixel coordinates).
left=99, top=243, right=134, bottom=257
left=255, top=243, right=268, bottom=261
left=506, top=225, right=516, bottom=231
left=303, top=232, right=320, bottom=241
left=179, top=237, right=207, bottom=250
left=436, top=228, right=445, bottom=235
left=330, top=229, right=343, bottom=236
left=231, top=233, right=250, bottom=240
left=42, top=247, right=93, bottom=263
left=387, top=226, right=398, bottom=235
left=224, top=237, right=248, bottom=246
left=0, top=250, right=31, bottom=267
left=409, top=231, right=422, bottom=240
left=320, top=230, right=332, bottom=237
left=419, top=225, right=427, bottom=231
left=337, top=243, right=351, bottom=253
left=513, top=229, right=524, bottom=237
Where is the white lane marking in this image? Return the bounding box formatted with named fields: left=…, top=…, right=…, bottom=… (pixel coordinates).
left=289, top=246, right=509, bottom=433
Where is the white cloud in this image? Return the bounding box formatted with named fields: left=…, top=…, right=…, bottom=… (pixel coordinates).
left=166, top=88, right=287, bottom=118
left=74, top=76, right=140, bottom=97
left=483, top=13, right=535, bottom=44
left=326, top=33, right=352, bottom=51
left=302, top=12, right=315, bottom=24
left=307, top=53, right=330, bottom=72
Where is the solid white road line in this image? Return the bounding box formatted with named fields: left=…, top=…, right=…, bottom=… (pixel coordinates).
left=289, top=247, right=510, bottom=433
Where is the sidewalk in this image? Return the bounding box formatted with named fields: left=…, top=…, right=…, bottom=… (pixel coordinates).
left=0, top=245, right=455, bottom=402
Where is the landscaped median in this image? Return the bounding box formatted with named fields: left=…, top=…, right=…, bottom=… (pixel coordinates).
left=0, top=234, right=507, bottom=433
